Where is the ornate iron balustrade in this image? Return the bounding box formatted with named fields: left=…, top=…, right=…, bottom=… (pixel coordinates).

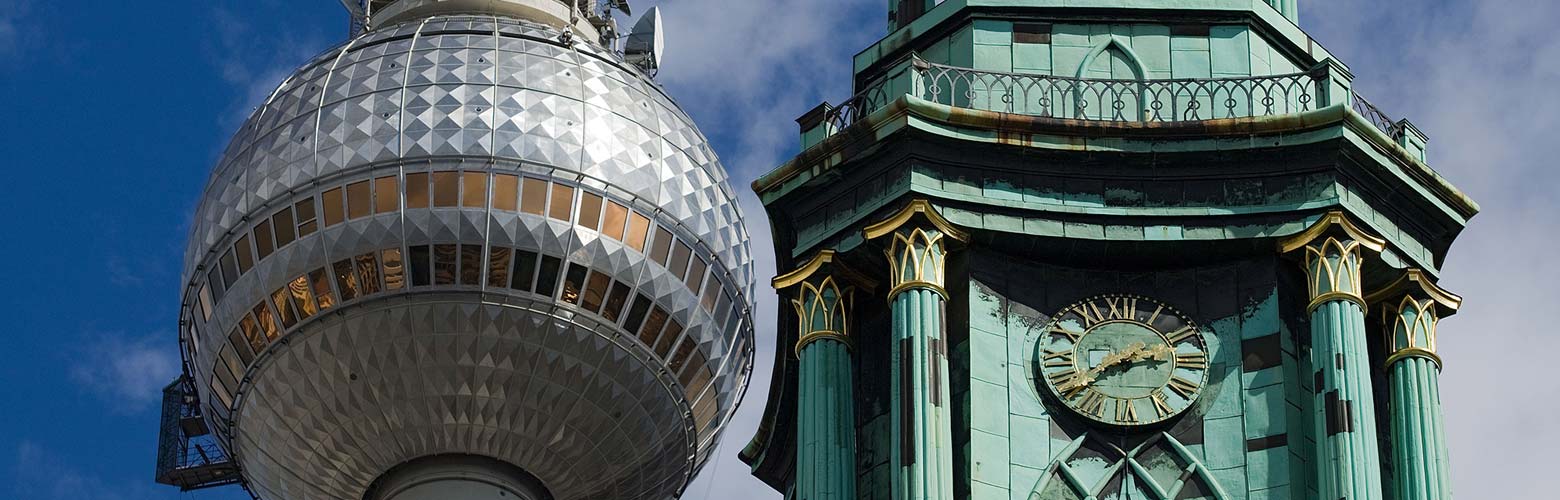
left=820, top=58, right=1404, bottom=143
left=920, top=61, right=1319, bottom=123
left=1350, top=91, right=1406, bottom=140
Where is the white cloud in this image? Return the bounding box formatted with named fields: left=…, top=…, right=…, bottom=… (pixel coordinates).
left=1304, top=3, right=1560, bottom=496
left=69, top=332, right=180, bottom=414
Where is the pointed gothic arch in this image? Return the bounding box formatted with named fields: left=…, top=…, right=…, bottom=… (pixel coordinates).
left=1075, top=35, right=1147, bottom=80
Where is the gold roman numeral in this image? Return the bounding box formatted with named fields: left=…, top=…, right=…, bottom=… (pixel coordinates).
left=1042, top=350, right=1075, bottom=368
left=1074, top=301, right=1105, bottom=328
left=1145, top=303, right=1164, bottom=326
left=1167, top=376, right=1200, bottom=399
left=1078, top=388, right=1107, bottom=417
left=1150, top=389, right=1174, bottom=418
left=1166, top=325, right=1196, bottom=344
left=1116, top=398, right=1138, bottom=423
left=1049, top=325, right=1084, bottom=342
left=1104, top=296, right=1137, bottom=321
left=1176, top=352, right=1208, bottom=370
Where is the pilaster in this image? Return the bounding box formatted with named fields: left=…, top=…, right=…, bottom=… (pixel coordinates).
left=863, top=200, right=967, bottom=500
left=1367, top=270, right=1461, bottom=500
left=775, top=250, right=860, bottom=500
left=1278, top=211, right=1387, bottom=500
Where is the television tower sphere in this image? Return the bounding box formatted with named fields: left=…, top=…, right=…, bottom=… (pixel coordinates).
left=175, top=2, right=755, bottom=499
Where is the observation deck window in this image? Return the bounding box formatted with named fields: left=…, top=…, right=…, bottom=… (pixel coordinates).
left=407, top=173, right=431, bottom=209
left=460, top=172, right=486, bottom=208
left=375, top=176, right=399, bottom=214
left=493, top=174, right=519, bottom=211
left=409, top=245, right=432, bottom=286
left=535, top=255, right=562, bottom=296
left=382, top=249, right=406, bottom=291
left=487, top=247, right=514, bottom=288
left=433, top=244, right=458, bottom=285
left=579, top=192, right=604, bottom=230
left=548, top=183, right=575, bottom=221
left=510, top=250, right=539, bottom=291
left=459, top=244, right=482, bottom=286
left=432, top=172, right=459, bottom=207
left=322, top=188, right=345, bottom=226
left=346, top=180, right=371, bottom=220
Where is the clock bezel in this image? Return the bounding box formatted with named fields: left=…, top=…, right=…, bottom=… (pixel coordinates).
left=1033, top=293, right=1210, bottom=427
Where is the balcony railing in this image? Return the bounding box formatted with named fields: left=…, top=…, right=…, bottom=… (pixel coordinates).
left=823, top=57, right=1405, bottom=141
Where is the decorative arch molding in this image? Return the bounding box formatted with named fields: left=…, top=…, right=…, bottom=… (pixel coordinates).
left=1074, top=36, right=1147, bottom=81
left=1026, top=432, right=1230, bottom=500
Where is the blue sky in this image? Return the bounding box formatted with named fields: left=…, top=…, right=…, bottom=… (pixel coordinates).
left=0, top=1, right=1555, bottom=499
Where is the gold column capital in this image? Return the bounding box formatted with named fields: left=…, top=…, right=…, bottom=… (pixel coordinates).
left=863, top=200, right=964, bottom=302
left=862, top=199, right=970, bottom=242
left=1277, top=210, right=1387, bottom=255
left=1368, top=269, right=1462, bottom=370
left=1279, top=212, right=1387, bottom=312
left=774, top=251, right=856, bottom=357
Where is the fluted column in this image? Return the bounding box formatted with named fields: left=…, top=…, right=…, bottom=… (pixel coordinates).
left=775, top=250, right=858, bottom=500
left=864, top=200, right=966, bottom=500
left=1279, top=212, right=1387, bottom=500
left=1368, top=270, right=1460, bottom=500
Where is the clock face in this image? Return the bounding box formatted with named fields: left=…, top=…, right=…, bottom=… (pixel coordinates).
left=1037, top=294, right=1209, bottom=426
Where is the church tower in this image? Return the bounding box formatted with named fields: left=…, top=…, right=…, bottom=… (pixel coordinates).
left=742, top=2, right=1472, bottom=500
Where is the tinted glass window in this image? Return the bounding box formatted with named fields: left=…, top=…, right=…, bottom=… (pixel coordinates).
left=322, top=187, right=345, bottom=226
left=381, top=248, right=406, bottom=291
left=409, top=245, right=431, bottom=286
left=271, top=288, right=298, bottom=329
left=657, top=319, right=684, bottom=358
left=433, top=172, right=459, bottom=207
left=561, top=263, right=588, bottom=304
left=346, top=180, right=371, bottom=219
left=579, top=192, right=603, bottom=230
left=520, top=177, right=547, bottom=215
left=510, top=250, right=538, bottom=291
left=355, top=252, right=381, bottom=295
left=234, top=235, right=255, bottom=274
left=624, top=294, right=652, bottom=332
left=602, top=201, right=628, bottom=240
left=639, top=306, right=668, bottom=349
left=650, top=227, right=673, bottom=265
left=487, top=247, right=512, bottom=287
left=459, top=244, right=483, bottom=285
left=493, top=174, right=518, bottom=211
left=228, top=327, right=255, bottom=365
left=272, top=206, right=297, bottom=247
left=626, top=212, right=650, bottom=252
left=374, top=176, right=399, bottom=214
left=668, top=241, right=692, bottom=279
left=548, top=183, right=574, bottom=221
left=685, top=258, right=707, bottom=292
left=701, top=278, right=720, bottom=312
left=461, top=172, right=487, bottom=208
left=433, top=244, right=458, bottom=285
left=333, top=259, right=360, bottom=301
left=289, top=275, right=317, bottom=318
left=666, top=330, right=695, bottom=372
left=535, top=255, right=562, bottom=297
left=220, top=250, right=239, bottom=288
left=309, top=268, right=336, bottom=310
left=582, top=271, right=610, bottom=312
left=602, top=282, right=631, bottom=322
left=253, top=220, right=275, bottom=259
left=252, top=302, right=280, bottom=341
left=294, top=198, right=318, bottom=236
left=207, top=268, right=226, bottom=302
left=406, top=172, right=430, bottom=209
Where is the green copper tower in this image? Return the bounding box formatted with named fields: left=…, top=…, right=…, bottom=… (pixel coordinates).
left=742, top=2, right=1474, bottom=500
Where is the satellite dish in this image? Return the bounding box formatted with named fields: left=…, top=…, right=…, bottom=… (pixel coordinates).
left=624, top=6, right=664, bottom=76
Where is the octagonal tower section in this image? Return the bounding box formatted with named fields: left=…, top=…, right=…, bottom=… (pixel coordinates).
left=746, top=2, right=1474, bottom=500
